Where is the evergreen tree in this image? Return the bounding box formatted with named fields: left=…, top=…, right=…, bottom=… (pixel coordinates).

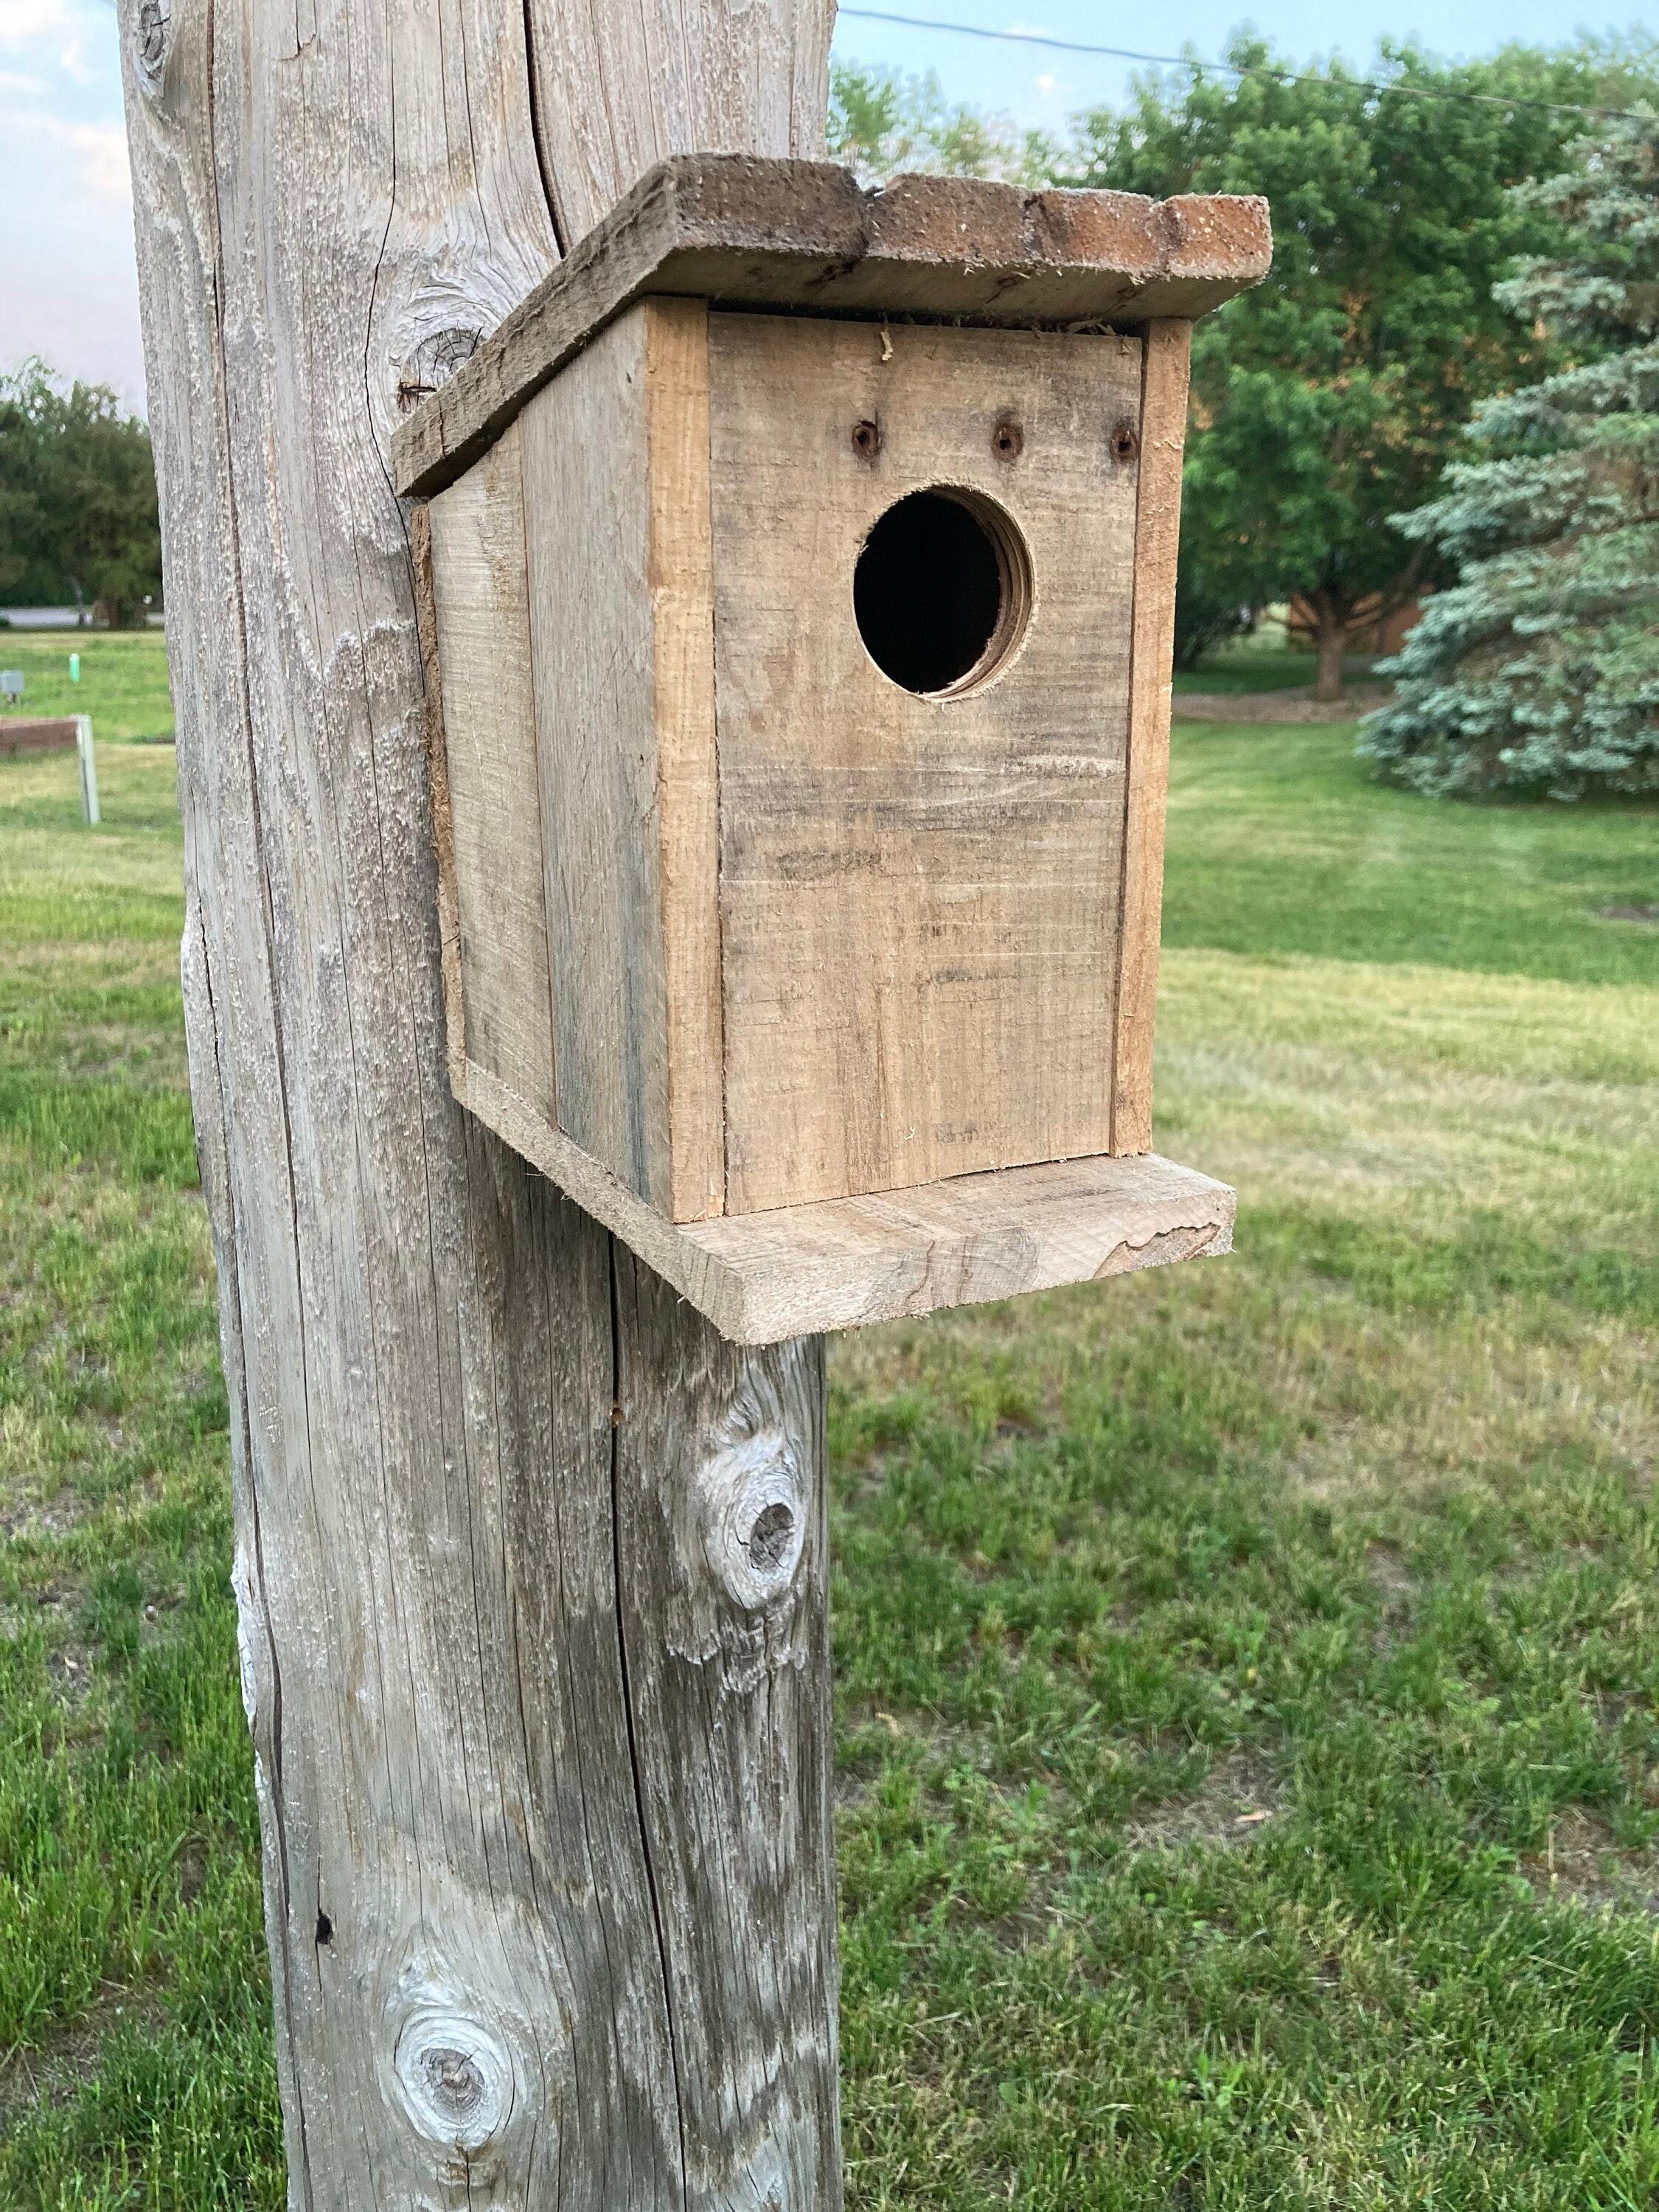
left=1361, top=119, right=1659, bottom=798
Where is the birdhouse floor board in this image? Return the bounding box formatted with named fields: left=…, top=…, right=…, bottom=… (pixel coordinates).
left=462, top=1051, right=1232, bottom=1342
left=392, top=155, right=1272, bottom=501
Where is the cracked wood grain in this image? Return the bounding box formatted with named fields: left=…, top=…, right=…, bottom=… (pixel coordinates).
left=119, top=0, right=842, bottom=2205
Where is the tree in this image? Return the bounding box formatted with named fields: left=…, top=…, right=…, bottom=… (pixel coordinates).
left=1360, top=118, right=1659, bottom=797
left=0, top=361, right=161, bottom=622
left=1062, top=37, right=1659, bottom=697
left=829, top=58, right=1054, bottom=184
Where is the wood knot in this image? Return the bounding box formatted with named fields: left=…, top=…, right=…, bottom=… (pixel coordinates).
left=697, top=1430, right=807, bottom=1610
left=397, top=327, right=482, bottom=413
left=133, top=0, right=170, bottom=90
left=747, top=1499, right=795, bottom=1571
left=393, top=2005, right=513, bottom=2153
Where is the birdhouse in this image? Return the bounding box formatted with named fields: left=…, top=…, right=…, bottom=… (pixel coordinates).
left=394, top=156, right=1270, bottom=1342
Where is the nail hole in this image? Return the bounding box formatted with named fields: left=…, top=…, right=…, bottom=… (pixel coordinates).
left=853, top=487, right=1032, bottom=699
left=851, top=418, right=882, bottom=460
left=1111, top=420, right=1140, bottom=465
left=992, top=417, right=1023, bottom=460
left=748, top=1500, right=796, bottom=1573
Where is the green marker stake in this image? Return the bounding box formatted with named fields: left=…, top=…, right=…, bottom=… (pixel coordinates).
left=69, top=653, right=80, bottom=683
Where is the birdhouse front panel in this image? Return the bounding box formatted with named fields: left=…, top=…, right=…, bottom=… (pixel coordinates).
left=705, top=310, right=1144, bottom=1214
left=404, top=156, right=1271, bottom=1340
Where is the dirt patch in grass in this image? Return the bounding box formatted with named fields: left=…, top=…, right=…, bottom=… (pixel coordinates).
left=1521, top=1809, right=1659, bottom=1916
left=1121, top=1749, right=1285, bottom=1851
left=0, top=1987, right=169, bottom=2129
left=1175, top=686, right=1390, bottom=724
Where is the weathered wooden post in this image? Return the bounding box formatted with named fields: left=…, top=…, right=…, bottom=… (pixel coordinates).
left=119, top=7, right=840, bottom=2207
left=119, top=2, right=1267, bottom=2202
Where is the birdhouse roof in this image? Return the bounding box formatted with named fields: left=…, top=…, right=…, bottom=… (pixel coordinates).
left=392, top=154, right=1271, bottom=499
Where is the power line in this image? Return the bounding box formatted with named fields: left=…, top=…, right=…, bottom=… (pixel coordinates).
left=837, top=8, right=1656, bottom=124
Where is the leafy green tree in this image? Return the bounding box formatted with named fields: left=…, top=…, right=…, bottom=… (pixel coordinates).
left=1061, top=37, right=1659, bottom=696
left=1360, top=119, right=1659, bottom=798
left=0, top=361, right=162, bottom=622
left=829, top=59, right=1054, bottom=186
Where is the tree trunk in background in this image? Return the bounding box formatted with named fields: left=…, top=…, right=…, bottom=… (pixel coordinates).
left=1311, top=591, right=1349, bottom=701
left=118, top=3, right=840, bottom=2206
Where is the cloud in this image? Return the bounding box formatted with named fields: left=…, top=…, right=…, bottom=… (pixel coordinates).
left=14, top=109, right=131, bottom=201
left=0, top=0, right=95, bottom=83
left=65, top=116, right=130, bottom=200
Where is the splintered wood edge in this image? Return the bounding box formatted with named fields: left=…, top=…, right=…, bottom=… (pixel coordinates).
left=461, top=1057, right=1234, bottom=1343
left=394, top=154, right=1271, bottom=498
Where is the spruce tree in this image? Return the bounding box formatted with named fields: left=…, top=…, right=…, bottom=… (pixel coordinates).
left=1361, top=118, right=1659, bottom=798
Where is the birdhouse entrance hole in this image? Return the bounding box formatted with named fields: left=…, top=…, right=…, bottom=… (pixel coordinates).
left=852, top=487, right=1032, bottom=699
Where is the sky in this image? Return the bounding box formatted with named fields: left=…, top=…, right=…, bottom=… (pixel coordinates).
left=0, top=0, right=1650, bottom=412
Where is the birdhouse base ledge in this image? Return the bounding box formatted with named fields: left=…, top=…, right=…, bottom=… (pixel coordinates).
left=459, top=1057, right=1234, bottom=1343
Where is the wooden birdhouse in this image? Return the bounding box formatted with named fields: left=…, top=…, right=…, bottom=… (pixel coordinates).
left=395, top=156, right=1270, bottom=1342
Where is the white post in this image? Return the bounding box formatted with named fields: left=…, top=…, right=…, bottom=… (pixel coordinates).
left=75, top=714, right=99, bottom=826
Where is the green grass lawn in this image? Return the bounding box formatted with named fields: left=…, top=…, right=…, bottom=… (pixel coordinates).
left=0, top=632, right=175, bottom=744
left=2, top=720, right=1658, bottom=2207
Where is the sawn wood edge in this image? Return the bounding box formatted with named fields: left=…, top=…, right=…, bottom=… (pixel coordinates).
left=461, top=1057, right=1234, bottom=1343
left=394, top=153, right=1271, bottom=498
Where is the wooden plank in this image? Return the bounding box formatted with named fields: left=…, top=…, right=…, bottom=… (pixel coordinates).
left=692, top=1149, right=1237, bottom=1343
left=1112, top=319, right=1192, bottom=1155
left=645, top=298, right=726, bottom=1222
left=462, top=1054, right=1234, bottom=1343
left=522, top=305, right=674, bottom=1208
left=427, top=420, right=557, bottom=1122
left=392, top=158, right=1273, bottom=499
left=0, top=717, right=80, bottom=754
left=707, top=313, right=1142, bottom=1214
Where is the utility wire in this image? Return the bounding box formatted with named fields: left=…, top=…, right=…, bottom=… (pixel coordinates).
left=837, top=7, right=1656, bottom=124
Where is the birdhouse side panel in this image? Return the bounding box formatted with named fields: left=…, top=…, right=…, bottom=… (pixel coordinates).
left=1111, top=319, right=1192, bottom=1156
left=520, top=299, right=726, bottom=1219
left=707, top=313, right=1145, bottom=1217
left=426, top=421, right=557, bottom=1128
left=641, top=299, right=726, bottom=1224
